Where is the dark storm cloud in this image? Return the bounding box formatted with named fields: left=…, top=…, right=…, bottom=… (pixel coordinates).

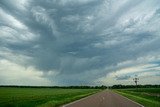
left=0, top=0, right=160, bottom=85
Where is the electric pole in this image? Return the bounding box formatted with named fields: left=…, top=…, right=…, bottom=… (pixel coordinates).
left=133, top=75, right=139, bottom=88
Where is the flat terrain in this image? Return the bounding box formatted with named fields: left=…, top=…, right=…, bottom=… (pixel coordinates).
left=1, top=87, right=159, bottom=107
left=63, top=90, right=143, bottom=107
left=0, top=87, right=100, bottom=107
left=115, top=88, right=160, bottom=107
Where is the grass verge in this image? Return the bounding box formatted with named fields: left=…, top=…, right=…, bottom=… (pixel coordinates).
left=114, top=88, right=160, bottom=107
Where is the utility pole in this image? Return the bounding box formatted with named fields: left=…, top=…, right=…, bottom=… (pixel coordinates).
left=133, top=75, right=139, bottom=88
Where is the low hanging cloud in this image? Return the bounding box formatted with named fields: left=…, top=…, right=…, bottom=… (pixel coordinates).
left=0, top=59, right=51, bottom=86
left=0, top=0, right=160, bottom=86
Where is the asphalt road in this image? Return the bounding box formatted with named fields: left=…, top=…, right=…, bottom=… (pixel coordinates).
left=63, top=90, right=143, bottom=107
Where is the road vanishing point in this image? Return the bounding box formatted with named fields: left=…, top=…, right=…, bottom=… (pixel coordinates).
left=63, top=90, right=144, bottom=107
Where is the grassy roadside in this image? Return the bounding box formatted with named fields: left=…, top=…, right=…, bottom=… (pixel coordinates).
left=114, top=88, right=160, bottom=107
left=38, top=90, right=98, bottom=107
left=0, top=87, right=101, bottom=107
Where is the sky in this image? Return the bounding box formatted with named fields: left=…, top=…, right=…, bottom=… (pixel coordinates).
left=0, top=0, right=160, bottom=86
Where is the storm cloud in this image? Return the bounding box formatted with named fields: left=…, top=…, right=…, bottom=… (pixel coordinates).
left=0, top=0, right=160, bottom=86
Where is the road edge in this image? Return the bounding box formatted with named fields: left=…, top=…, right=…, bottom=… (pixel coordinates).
left=113, top=90, right=144, bottom=107
left=62, top=90, right=104, bottom=107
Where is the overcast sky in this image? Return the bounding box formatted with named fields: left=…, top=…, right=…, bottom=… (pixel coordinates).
left=0, top=0, right=160, bottom=86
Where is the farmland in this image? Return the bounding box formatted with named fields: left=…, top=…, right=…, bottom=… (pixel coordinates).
left=0, top=87, right=100, bottom=107
left=115, top=88, right=160, bottom=107
left=1, top=86, right=160, bottom=107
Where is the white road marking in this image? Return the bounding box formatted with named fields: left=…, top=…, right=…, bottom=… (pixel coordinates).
left=102, top=97, right=105, bottom=100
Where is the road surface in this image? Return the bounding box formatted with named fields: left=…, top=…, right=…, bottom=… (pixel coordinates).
left=63, top=90, right=143, bottom=107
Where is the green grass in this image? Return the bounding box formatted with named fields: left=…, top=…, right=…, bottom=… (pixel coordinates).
left=119, top=88, right=160, bottom=93
left=0, top=87, right=100, bottom=107
left=114, top=88, right=160, bottom=107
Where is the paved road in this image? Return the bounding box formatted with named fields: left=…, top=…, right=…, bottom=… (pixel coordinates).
left=63, top=90, right=143, bottom=107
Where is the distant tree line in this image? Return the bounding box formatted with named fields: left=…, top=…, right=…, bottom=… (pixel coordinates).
left=0, top=85, right=107, bottom=89
left=0, top=84, right=159, bottom=89
left=110, top=84, right=160, bottom=89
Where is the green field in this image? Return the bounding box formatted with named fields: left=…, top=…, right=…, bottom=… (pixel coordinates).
left=115, top=88, right=160, bottom=107
left=0, top=87, right=100, bottom=107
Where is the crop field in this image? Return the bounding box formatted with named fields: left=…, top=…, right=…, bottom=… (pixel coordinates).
left=115, top=88, right=160, bottom=107
left=0, top=87, right=100, bottom=107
